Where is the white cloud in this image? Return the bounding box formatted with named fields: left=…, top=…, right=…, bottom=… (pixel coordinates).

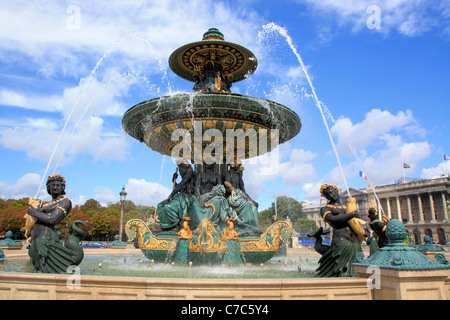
left=331, top=108, right=418, bottom=155
left=421, top=161, right=450, bottom=179
left=0, top=173, right=42, bottom=199
left=0, top=89, right=63, bottom=112
left=0, top=114, right=129, bottom=167
left=94, top=186, right=119, bottom=206
left=0, top=1, right=262, bottom=78
left=125, top=178, right=171, bottom=206
left=0, top=0, right=265, bottom=169
left=357, top=134, right=431, bottom=184
left=243, top=144, right=318, bottom=198
left=299, top=0, right=448, bottom=37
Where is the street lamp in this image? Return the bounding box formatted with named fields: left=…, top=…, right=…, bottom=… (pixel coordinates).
left=119, top=186, right=127, bottom=241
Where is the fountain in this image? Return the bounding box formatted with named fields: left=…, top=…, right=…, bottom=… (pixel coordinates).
left=1, top=26, right=448, bottom=301
left=122, top=28, right=299, bottom=265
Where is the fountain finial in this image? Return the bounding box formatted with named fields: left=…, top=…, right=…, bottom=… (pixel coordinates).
left=202, top=28, right=224, bottom=41
left=168, top=28, right=257, bottom=85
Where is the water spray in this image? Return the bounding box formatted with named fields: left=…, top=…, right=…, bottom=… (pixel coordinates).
left=260, top=23, right=351, bottom=198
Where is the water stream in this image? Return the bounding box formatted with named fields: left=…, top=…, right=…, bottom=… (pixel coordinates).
left=34, top=32, right=165, bottom=199
left=259, top=22, right=351, bottom=196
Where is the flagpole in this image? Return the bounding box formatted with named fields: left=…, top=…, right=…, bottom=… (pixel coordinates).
left=403, top=164, right=406, bottom=182
left=349, top=144, right=385, bottom=218
left=444, top=155, right=449, bottom=177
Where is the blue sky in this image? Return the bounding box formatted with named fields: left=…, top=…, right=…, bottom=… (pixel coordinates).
left=0, top=0, right=449, bottom=211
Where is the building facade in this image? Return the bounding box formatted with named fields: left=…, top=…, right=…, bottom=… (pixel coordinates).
left=303, top=177, right=450, bottom=245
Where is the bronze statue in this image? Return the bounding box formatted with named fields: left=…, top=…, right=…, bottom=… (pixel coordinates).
left=368, top=207, right=389, bottom=255
left=26, top=173, right=87, bottom=273
left=313, top=184, right=366, bottom=277
left=167, top=159, right=196, bottom=201
left=195, top=159, right=223, bottom=203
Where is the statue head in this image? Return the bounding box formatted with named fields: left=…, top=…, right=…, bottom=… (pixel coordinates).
left=230, top=162, right=244, bottom=172
left=46, top=173, right=66, bottom=196
left=320, top=183, right=340, bottom=201
left=203, top=154, right=217, bottom=168
left=368, top=207, right=377, bottom=220
left=176, top=158, right=191, bottom=171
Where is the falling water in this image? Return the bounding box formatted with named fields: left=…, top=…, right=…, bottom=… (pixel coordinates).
left=51, top=71, right=155, bottom=173
left=34, top=32, right=164, bottom=199
left=259, top=22, right=351, bottom=197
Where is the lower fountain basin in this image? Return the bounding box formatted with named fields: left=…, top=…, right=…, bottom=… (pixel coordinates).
left=0, top=253, right=318, bottom=279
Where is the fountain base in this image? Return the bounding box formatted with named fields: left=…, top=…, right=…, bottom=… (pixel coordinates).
left=125, top=218, right=292, bottom=265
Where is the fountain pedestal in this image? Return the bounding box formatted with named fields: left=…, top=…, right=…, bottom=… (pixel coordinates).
left=354, top=219, right=450, bottom=300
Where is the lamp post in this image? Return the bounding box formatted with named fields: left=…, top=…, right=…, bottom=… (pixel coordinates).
left=119, top=186, right=127, bottom=241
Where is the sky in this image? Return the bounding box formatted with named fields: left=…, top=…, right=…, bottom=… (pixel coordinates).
left=0, top=0, right=449, bottom=211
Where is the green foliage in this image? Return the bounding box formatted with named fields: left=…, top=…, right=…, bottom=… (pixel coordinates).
left=293, top=218, right=318, bottom=235
left=88, top=211, right=113, bottom=239
left=6, top=198, right=29, bottom=209
left=0, top=200, right=27, bottom=236
left=0, top=196, right=157, bottom=240
left=258, top=196, right=317, bottom=235
left=80, top=199, right=102, bottom=217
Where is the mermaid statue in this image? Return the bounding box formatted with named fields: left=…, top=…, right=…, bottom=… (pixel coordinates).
left=26, top=173, right=88, bottom=273
left=224, top=163, right=260, bottom=234
left=156, top=157, right=262, bottom=236
left=191, top=158, right=231, bottom=232
left=313, top=184, right=368, bottom=277
left=157, top=159, right=196, bottom=231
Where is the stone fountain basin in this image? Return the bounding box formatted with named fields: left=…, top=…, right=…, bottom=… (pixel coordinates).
left=0, top=250, right=376, bottom=300
left=122, top=92, right=301, bottom=160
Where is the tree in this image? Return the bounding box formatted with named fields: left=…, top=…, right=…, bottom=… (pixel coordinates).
left=88, top=211, right=113, bottom=240
left=293, top=218, right=318, bottom=235
left=0, top=207, right=26, bottom=234
left=6, top=198, right=29, bottom=209
left=80, top=199, right=102, bottom=217
left=258, top=196, right=317, bottom=235
left=0, top=198, right=28, bottom=236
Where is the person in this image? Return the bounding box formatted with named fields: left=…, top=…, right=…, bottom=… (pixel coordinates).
left=26, top=173, right=76, bottom=273
left=157, top=159, right=196, bottom=231
left=224, top=163, right=260, bottom=234
left=314, top=183, right=365, bottom=277
left=368, top=207, right=389, bottom=255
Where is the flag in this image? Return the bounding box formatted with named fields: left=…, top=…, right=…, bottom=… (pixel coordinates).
left=359, top=170, right=368, bottom=180
left=403, top=163, right=410, bottom=168
left=444, top=155, right=450, bottom=161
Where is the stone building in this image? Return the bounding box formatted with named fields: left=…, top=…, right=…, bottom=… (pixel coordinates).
left=302, top=177, right=450, bottom=245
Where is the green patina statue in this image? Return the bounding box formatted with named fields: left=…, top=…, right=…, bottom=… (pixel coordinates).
left=108, top=235, right=126, bottom=247
left=0, top=231, right=23, bottom=248
left=0, top=249, right=6, bottom=262
left=26, top=173, right=88, bottom=273
left=156, top=158, right=261, bottom=237
left=354, top=219, right=450, bottom=270
left=417, top=235, right=446, bottom=252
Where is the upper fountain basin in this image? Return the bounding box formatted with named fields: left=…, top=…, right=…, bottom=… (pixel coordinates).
left=122, top=92, right=301, bottom=161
